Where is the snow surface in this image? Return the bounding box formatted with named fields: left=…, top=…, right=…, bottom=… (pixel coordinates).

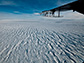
left=0, top=19, right=84, bottom=63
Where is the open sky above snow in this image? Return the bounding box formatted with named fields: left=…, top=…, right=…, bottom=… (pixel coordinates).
left=0, top=0, right=84, bottom=21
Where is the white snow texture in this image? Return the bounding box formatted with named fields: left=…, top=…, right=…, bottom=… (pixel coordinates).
left=0, top=19, right=84, bottom=63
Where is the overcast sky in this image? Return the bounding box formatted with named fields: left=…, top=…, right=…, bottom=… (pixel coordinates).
left=0, top=0, right=84, bottom=21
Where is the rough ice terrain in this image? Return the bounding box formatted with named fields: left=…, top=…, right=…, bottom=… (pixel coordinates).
left=0, top=19, right=84, bottom=63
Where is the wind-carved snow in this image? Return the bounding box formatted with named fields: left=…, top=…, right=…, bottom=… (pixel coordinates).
left=0, top=19, right=84, bottom=63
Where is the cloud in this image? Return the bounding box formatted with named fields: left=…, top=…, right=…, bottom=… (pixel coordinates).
left=34, top=13, right=40, bottom=15
left=0, top=10, right=84, bottom=23
left=13, top=11, right=20, bottom=14
left=0, top=1, right=16, bottom=5
left=57, top=0, right=64, bottom=5
left=0, top=12, right=43, bottom=22
left=56, top=0, right=76, bottom=6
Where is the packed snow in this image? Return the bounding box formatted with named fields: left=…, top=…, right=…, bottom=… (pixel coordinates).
left=0, top=19, right=84, bottom=63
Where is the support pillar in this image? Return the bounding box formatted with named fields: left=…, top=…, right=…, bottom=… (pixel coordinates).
left=58, top=10, right=60, bottom=17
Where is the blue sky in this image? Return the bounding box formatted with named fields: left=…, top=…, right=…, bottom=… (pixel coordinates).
left=0, top=0, right=84, bottom=21
left=0, top=0, right=76, bottom=14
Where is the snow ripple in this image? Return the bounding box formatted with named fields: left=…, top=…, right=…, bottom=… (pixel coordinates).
left=0, top=22, right=84, bottom=63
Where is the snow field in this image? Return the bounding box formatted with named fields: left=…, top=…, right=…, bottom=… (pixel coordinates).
left=0, top=20, right=84, bottom=63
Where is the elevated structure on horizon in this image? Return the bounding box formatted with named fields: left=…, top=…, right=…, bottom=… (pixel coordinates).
left=40, top=0, right=84, bottom=17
